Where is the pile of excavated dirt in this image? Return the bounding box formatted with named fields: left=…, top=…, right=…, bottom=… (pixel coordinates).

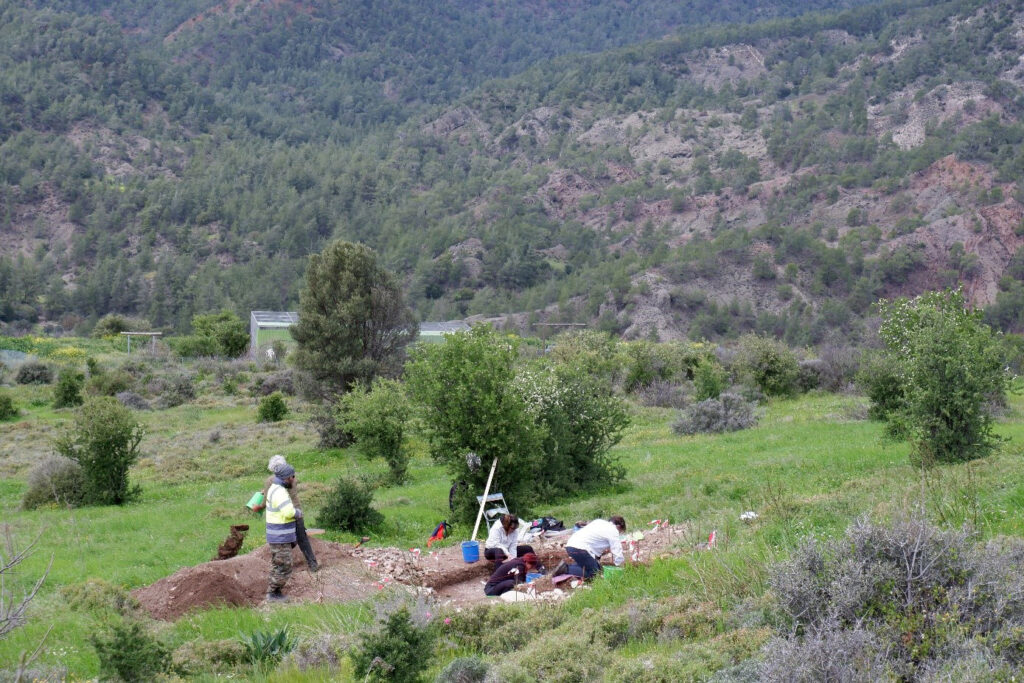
left=134, top=523, right=695, bottom=620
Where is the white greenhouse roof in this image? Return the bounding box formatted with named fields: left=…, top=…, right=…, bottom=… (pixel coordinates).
left=250, top=311, right=299, bottom=328
left=419, top=321, right=471, bottom=334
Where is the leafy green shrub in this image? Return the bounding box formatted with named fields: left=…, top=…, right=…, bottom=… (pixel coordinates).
left=672, top=393, right=758, bottom=435
left=21, top=455, right=86, bottom=509
left=53, top=369, right=84, bottom=408
left=60, top=578, right=138, bottom=615
left=55, top=397, right=144, bottom=506
left=15, top=361, right=52, bottom=385
left=351, top=607, right=434, bottom=683
left=92, top=314, right=149, bottom=338
left=169, top=334, right=220, bottom=358
left=317, top=477, right=383, bottom=532
left=692, top=357, right=728, bottom=401
left=856, top=351, right=904, bottom=422
left=735, top=334, right=800, bottom=397
left=0, top=393, right=17, bottom=421
left=407, top=326, right=628, bottom=523
left=257, top=392, right=288, bottom=422
left=764, top=514, right=1024, bottom=681
left=877, top=289, right=1007, bottom=464
left=191, top=311, right=250, bottom=358
left=340, top=378, right=410, bottom=483
left=435, top=656, right=491, bottom=683
left=91, top=621, right=170, bottom=682
left=86, top=369, right=134, bottom=397
left=240, top=627, right=295, bottom=665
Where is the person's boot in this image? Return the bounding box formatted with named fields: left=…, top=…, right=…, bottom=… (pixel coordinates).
left=308, top=559, right=319, bottom=573
left=266, top=589, right=287, bottom=603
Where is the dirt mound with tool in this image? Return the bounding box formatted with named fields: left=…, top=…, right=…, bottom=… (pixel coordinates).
left=134, top=523, right=695, bottom=620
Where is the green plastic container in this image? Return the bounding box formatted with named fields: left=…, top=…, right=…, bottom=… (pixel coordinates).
left=603, top=566, right=624, bottom=580
left=246, top=491, right=265, bottom=510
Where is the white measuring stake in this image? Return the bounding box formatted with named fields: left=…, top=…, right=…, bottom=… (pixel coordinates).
left=471, top=457, right=499, bottom=542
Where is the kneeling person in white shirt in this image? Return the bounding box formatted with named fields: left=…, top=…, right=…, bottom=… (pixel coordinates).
left=555, top=516, right=626, bottom=579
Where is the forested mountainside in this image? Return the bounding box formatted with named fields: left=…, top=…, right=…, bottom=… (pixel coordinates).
left=2, top=0, right=1024, bottom=345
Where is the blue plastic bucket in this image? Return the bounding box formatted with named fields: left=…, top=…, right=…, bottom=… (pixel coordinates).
left=526, top=572, right=543, bottom=583
left=461, top=540, right=480, bottom=563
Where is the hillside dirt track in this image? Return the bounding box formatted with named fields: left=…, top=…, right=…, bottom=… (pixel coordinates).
left=133, top=523, right=695, bottom=620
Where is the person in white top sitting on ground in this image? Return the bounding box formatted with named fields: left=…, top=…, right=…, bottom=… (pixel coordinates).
left=484, top=514, right=535, bottom=563
left=554, top=516, right=626, bottom=579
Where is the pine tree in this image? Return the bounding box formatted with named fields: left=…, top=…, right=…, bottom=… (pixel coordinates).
left=291, top=240, right=418, bottom=396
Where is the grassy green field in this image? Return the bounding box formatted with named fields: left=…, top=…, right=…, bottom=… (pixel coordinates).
left=3, top=369, right=1024, bottom=679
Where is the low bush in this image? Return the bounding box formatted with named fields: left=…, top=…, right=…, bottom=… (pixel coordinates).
left=255, top=371, right=294, bottom=396
left=764, top=514, right=1024, bottom=681
left=435, top=656, right=491, bottom=683
left=0, top=393, right=17, bottom=421
left=633, top=379, right=689, bottom=409
left=317, top=477, right=383, bottom=532
left=115, top=391, right=151, bottom=411
left=86, top=369, right=134, bottom=397
left=150, top=373, right=195, bottom=409
left=856, top=351, right=905, bottom=422
left=92, top=314, right=150, bottom=338
left=55, top=397, right=144, bottom=506
left=351, top=607, right=434, bottom=683
left=168, top=334, right=220, bottom=358
left=90, top=620, right=170, bottom=682
left=814, top=345, right=860, bottom=391
left=673, top=393, right=758, bottom=435
left=257, top=392, right=288, bottom=422
left=795, top=359, right=824, bottom=392
left=53, top=369, right=85, bottom=408
left=21, top=455, right=86, bottom=509
left=15, top=361, right=52, bottom=385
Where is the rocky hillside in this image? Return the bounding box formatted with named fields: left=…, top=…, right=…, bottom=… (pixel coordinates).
left=2, top=0, right=1024, bottom=344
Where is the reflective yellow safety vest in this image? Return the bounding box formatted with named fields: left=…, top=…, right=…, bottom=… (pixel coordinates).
left=265, top=483, right=296, bottom=545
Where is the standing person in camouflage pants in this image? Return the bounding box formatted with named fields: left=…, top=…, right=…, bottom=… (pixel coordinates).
left=265, top=464, right=298, bottom=602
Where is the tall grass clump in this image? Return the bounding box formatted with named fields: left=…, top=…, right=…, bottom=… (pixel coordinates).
left=762, top=513, right=1024, bottom=681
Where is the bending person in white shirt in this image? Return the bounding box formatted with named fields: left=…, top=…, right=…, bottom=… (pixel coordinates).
left=554, top=516, right=626, bottom=579
left=484, top=514, right=535, bottom=563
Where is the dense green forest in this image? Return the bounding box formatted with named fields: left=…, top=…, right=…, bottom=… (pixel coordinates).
left=2, top=0, right=1023, bottom=343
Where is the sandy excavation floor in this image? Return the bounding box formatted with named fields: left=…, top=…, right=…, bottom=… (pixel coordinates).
left=133, top=523, right=696, bottom=620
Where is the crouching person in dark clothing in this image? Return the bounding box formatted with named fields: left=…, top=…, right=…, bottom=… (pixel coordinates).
left=484, top=552, right=539, bottom=597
